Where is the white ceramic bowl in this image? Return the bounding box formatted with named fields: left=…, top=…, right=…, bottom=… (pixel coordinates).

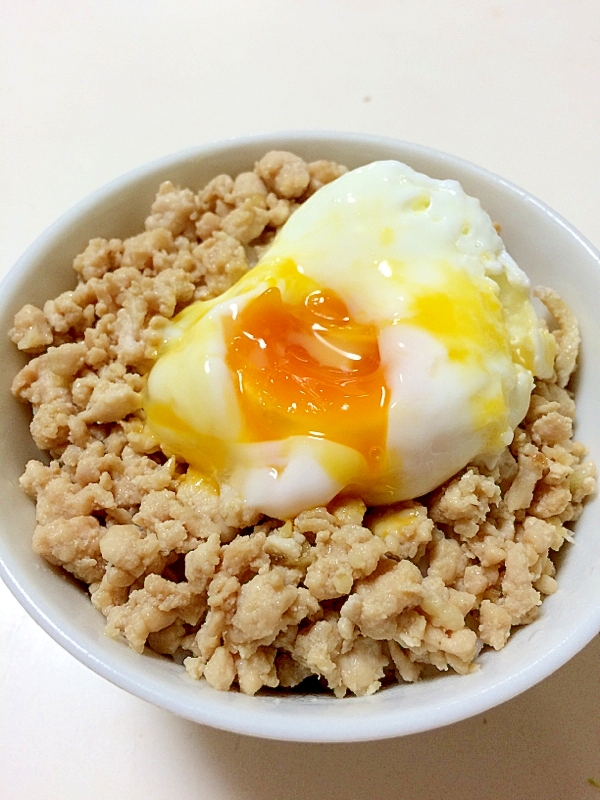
left=1, top=132, right=599, bottom=742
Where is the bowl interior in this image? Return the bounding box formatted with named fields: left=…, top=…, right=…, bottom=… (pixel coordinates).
left=1, top=132, right=599, bottom=742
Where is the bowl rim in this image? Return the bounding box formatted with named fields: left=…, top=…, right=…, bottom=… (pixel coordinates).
left=1, top=129, right=599, bottom=742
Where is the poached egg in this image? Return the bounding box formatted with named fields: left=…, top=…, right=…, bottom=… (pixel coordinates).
left=143, top=160, right=555, bottom=519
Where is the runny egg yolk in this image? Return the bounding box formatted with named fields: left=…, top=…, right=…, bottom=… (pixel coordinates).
left=225, top=279, right=389, bottom=467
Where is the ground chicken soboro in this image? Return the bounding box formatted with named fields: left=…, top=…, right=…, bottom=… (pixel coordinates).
left=10, top=151, right=596, bottom=697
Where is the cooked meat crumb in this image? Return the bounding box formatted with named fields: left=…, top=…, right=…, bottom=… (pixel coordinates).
left=10, top=151, right=596, bottom=697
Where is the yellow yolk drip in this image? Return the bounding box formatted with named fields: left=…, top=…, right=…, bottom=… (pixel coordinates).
left=404, top=265, right=513, bottom=450
left=224, top=282, right=390, bottom=467
left=406, top=266, right=507, bottom=364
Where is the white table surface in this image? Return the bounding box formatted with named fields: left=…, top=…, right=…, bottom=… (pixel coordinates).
left=2, top=2, right=600, bottom=797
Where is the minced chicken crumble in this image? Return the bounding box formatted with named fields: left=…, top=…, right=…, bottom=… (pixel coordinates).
left=9, top=151, right=596, bottom=697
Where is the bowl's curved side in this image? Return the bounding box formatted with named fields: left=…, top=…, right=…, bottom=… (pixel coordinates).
left=1, top=132, right=599, bottom=742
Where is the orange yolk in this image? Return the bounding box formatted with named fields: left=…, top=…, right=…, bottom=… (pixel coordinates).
left=225, top=285, right=389, bottom=467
